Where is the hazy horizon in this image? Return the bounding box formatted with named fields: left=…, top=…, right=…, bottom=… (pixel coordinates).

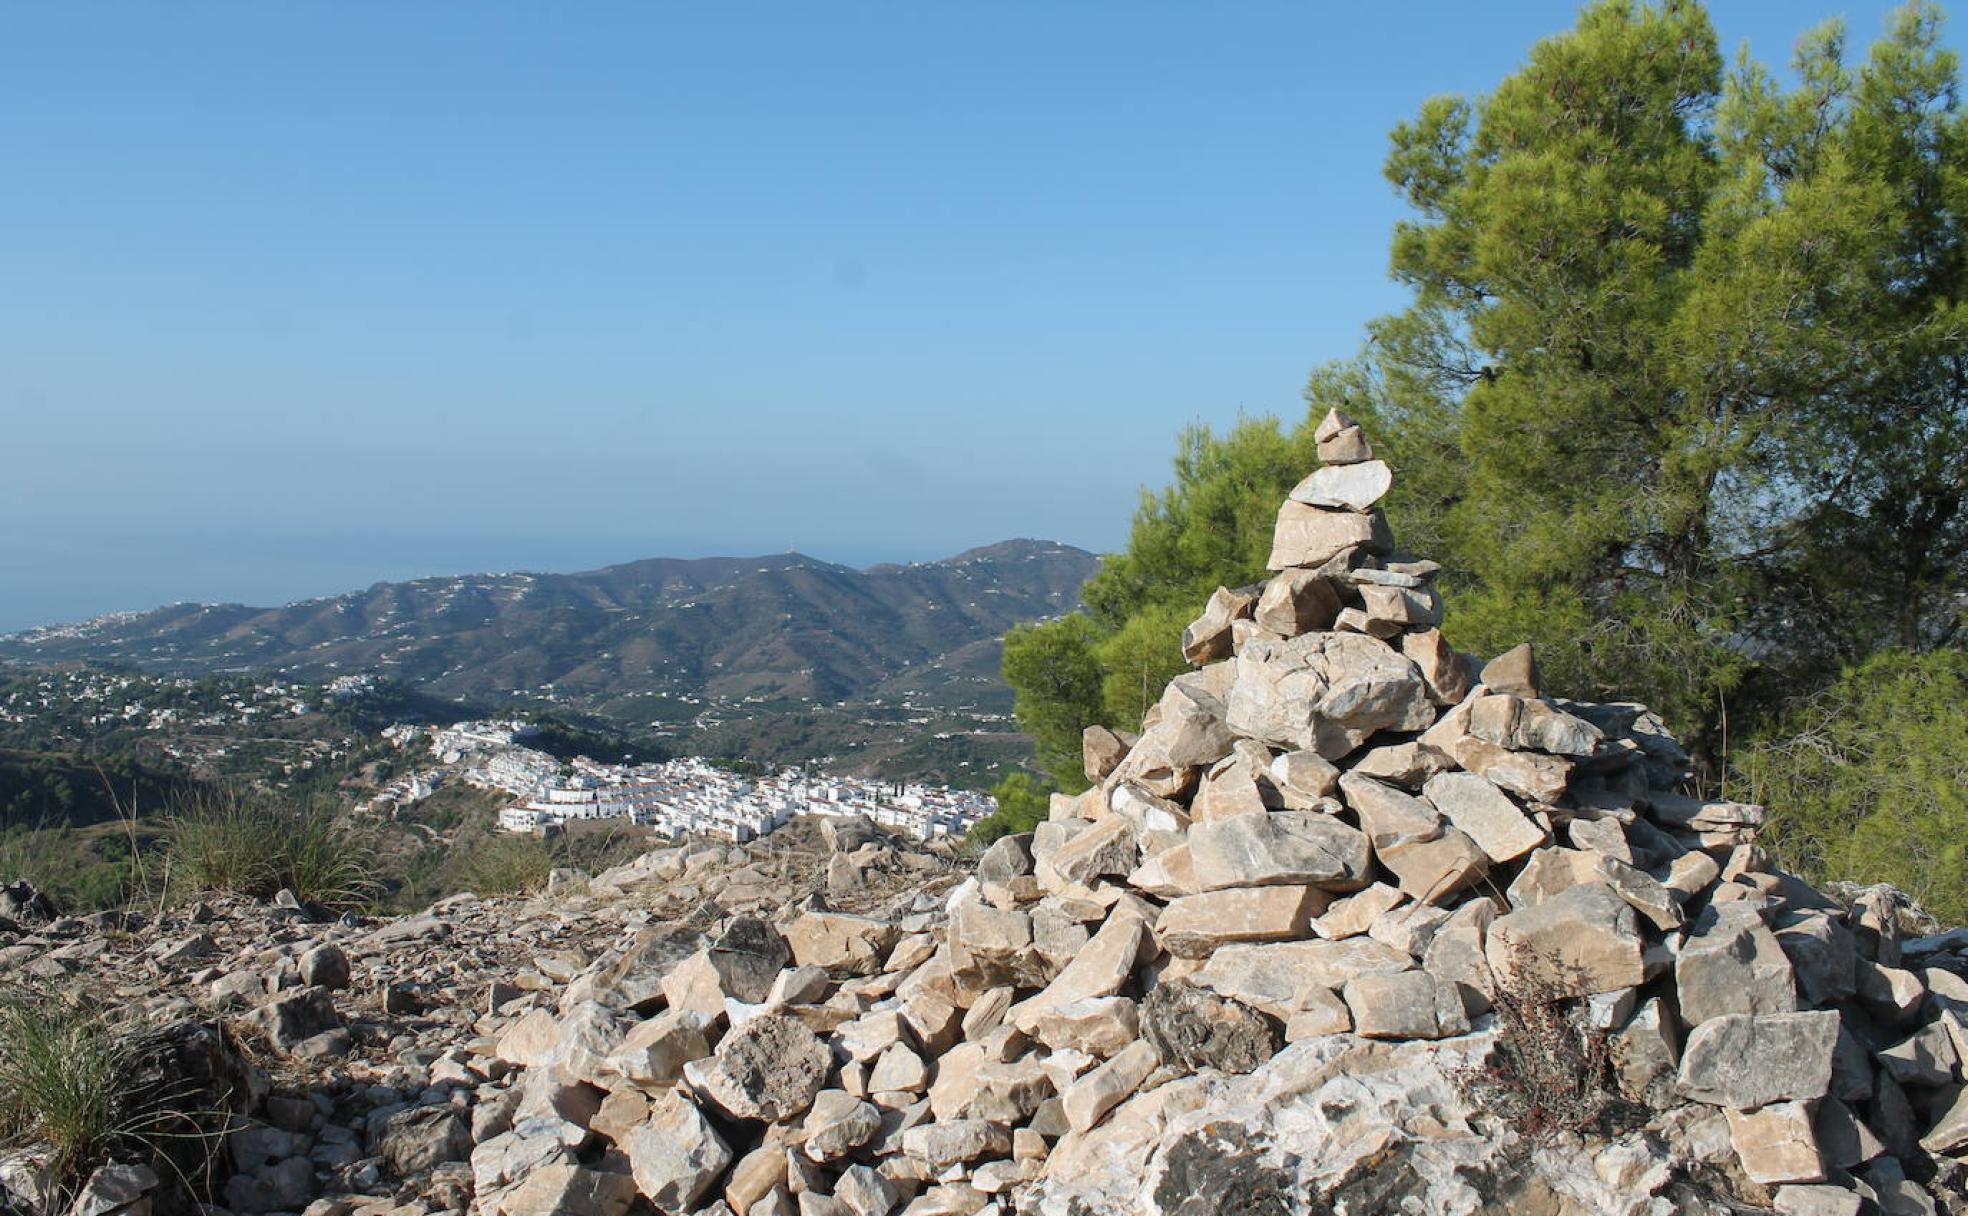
left=4, top=2, right=1943, bottom=633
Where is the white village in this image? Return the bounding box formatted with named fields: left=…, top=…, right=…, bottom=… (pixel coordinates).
left=369, top=720, right=994, bottom=843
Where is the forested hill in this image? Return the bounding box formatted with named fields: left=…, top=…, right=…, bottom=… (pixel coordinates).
left=0, top=541, right=1098, bottom=714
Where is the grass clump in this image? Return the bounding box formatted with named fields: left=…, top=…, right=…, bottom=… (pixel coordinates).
left=0, top=993, right=231, bottom=1208
left=452, top=832, right=560, bottom=896
left=162, top=791, right=379, bottom=911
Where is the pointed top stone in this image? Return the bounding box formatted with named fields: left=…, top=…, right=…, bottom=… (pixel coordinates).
left=1480, top=643, right=1541, bottom=698
left=1314, top=408, right=1358, bottom=443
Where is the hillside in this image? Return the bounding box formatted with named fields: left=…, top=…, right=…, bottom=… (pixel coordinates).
left=0, top=541, right=1098, bottom=775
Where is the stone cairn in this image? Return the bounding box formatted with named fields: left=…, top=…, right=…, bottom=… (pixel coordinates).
left=457, top=412, right=1964, bottom=1216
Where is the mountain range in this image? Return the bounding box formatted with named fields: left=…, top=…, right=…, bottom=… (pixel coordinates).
left=0, top=540, right=1099, bottom=772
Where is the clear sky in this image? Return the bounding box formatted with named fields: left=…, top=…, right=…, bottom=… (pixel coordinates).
left=1, top=2, right=1950, bottom=631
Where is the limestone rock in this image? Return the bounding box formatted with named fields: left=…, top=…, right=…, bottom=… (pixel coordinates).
left=1480, top=643, right=1540, bottom=697
left=1253, top=569, right=1342, bottom=637
left=693, top=1013, right=833, bottom=1122
left=1267, top=502, right=1393, bottom=571
left=1342, top=971, right=1470, bottom=1040
left=1156, top=886, right=1330, bottom=958
left=1677, top=1011, right=1841, bottom=1109
left=1486, top=883, right=1646, bottom=998
left=1420, top=771, right=1547, bottom=863
left=624, top=1092, right=733, bottom=1213
left=1725, top=1102, right=1826, bottom=1186
left=1141, top=981, right=1280, bottom=1074
left=1186, top=811, right=1371, bottom=892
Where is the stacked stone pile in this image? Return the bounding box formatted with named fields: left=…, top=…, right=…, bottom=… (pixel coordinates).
left=5, top=418, right=1965, bottom=1216
left=405, top=414, right=1962, bottom=1216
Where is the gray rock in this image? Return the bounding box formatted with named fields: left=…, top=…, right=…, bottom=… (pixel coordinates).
left=1142, top=981, right=1280, bottom=1074
left=1677, top=1011, right=1842, bottom=1109
left=692, top=1012, right=832, bottom=1122
left=376, top=1104, right=472, bottom=1174
left=1186, top=811, right=1372, bottom=892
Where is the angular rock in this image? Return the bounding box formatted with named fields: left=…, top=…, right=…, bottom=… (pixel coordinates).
left=693, top=1013, right=832, bottom=1122
left=1480, top=643, right=1540, bottom=697
left=1186, top=811, right=1371, bottom=891
left=1486, top=882, right=1646, bottom=998
left=1466, top=694, right=1603, bottom=757
left=1677, top=1011, right=1841, bottom=1109
left=1156, top=885, right=1330, bottom=958
left=1725, top=1102, right=1826, bottom=1186
left=1267, top=502, right=1393, bottom=571
left=1399, top=629, right=1473, bottom=706
left=624, top=1092, right=733, bottom=1213
left=1341, top=971, right=1470, bottom=1040
left=1676, top=903, right=1798, bottom=1026
left=1141, top=981, right=1280, bottom=1074
left=1421, top=771, right=1546, bottom=863
left=1253, top=570, right=1342, bottom=637
left=1061, top=1040, right=1159, bottom=1132
left=1288, top=460, right=1392, bottom=511
left=1083, top=726, right=1134, bottom=784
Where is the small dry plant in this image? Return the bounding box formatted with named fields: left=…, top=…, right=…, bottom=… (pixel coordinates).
left=1452, top=940, right=1631, bottom=1142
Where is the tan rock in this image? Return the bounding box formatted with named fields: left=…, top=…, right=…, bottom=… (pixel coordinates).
left=605, top=1009, right=711, bottom=1088
left=1060, top=1040, right=1159, bottom=1133
left=1082, top=726, right=1134, bottom=783
left=1186, top=811, right=1371, bottom=891
left=1189, top=761, right=1270, bottom=823
left=1342, top=971, right=1470, bottom=1040
left=1009, top=912, right=1149, bottom=1031
left=1480, top=643, right=1540, bottom=697
left=1253, top=569, right=1342, bottom=636
left=1028, top=996, right=1140, bottom=1058
left=1267, top=502, right=1394, bottom=571
left=1194, top=938, right=1411, bottom=1018
left=1466, top=694, right=1603, bottom=757
left=1311, top=883, right=1405, bottom=941
left=899, top=1120, right=1011, bottom=1169
left=1346, top=740, right=1447, bottom=788
left=1447, top=734, right=1573, bottom=803
left=1180, top=585, right=1261, bottom=665
left=1359, top=584, right=1442, bottom=627
left=1379, top=828, right=1490, bottom=904
left=1399, top=629, right=1473, bottom=706
left=1155, top=885, right=1330, bottom=958
left=1421, top=771, right=1547, bottom=863
left=1270, top=749, right=1341, bottom=803
left=624, top=1091, right=733, bottom=1213
left=785, top=912, right=901, bottom=978
left=1506, top=846, right=1601, bottom=908
left=1726, top=1102, right=1826, bottom=1186
left=1045, top=814, right=1140, bottom=888
left=1486, top=882, right=1647, bottom=998
left=1317, top=426, right=1373, bottom=464
left=1125, top=843, right=1197, bottom=898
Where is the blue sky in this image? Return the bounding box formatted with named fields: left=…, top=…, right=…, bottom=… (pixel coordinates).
left=0, top=2, right=1951, bottom=630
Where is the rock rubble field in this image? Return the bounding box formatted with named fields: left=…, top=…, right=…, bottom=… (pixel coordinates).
left=4, top=416, right=1965, bottom=1216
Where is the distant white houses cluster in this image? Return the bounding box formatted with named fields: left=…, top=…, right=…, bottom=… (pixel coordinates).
left=395, top=719, right=995, bottom=843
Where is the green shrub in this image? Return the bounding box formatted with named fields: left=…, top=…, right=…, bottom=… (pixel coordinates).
left=1730, top=649, right=1968, bottom=924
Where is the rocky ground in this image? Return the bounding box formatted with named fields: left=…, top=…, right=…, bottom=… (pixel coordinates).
left=2, top=415, right=1965, bottom=1216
